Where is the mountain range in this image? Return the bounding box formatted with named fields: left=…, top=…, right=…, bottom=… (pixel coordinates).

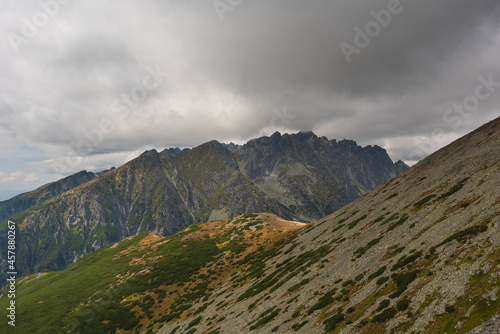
left=1, top=117, right=498, bottom=333
left=0, top=131, right=406, bottom=282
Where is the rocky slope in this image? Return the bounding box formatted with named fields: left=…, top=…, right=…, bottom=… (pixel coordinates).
left=1, top=117, right=498, bottom=333
left=234, top=131, right=408, bottom=220
left=0, top=169, right=114, bottom=221
left=0, top=132, right=405, bottom=280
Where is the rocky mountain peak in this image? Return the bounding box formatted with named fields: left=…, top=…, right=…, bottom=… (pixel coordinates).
left=140, top=148, right=158, bottom=156
left=0, top=130, right=407, bottom=285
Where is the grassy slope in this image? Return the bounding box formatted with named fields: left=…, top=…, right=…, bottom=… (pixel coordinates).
left=0, top=214, right=302, bottom=334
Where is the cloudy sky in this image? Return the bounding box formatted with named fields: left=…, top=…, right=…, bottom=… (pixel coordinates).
left=0, top=0, right=499, bottom=199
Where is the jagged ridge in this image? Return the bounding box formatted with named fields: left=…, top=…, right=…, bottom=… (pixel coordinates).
left=0, top=132, right=405, bottom=280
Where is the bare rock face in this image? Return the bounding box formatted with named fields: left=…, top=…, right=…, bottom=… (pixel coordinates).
left=235, top=131, right=408, bottom=220
left=0, top=132, right=404, bottom=281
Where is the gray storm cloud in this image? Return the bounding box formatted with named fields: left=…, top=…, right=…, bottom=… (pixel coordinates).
left=0, top=0, right=499, bottom=190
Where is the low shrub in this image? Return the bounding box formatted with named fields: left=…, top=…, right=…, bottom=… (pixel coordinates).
left=342, top=279, right=354, bottom=287
left=307, top=287, right=337, bottom=314
left=377, top=299, right=390, bottom=311
left=397, top=298, right=410, bottom=311
left=376, top=276, right=389, bottom=285
left=371, top=307, right=396, bottom=323
left=445, top=305, right=455, bottom=313
left=188, top=316, right=202, bottom=328
left=348, top=214, right=368, bottom=229
left=368, top=266, right=386, bottom=280
left=323, top=313, right=345, bottom=331
left=392, top=252, right=422, bottom=271
left=291, top=320, right=309, bottom=331
left=439, top=177, right=470, bottom=199
left=431, top=225, right=488, bottom=255
left=389, top=270, right=419, bottom=299
left=249, top=308, right=281, bottom=330
left=414, top=194, right=436, bottom=208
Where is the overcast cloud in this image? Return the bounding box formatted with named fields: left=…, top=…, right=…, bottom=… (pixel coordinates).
left=1, top=0, right=499, bottom=196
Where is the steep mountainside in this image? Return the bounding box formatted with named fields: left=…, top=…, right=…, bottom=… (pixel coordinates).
left=0, top=132, right=405, bottom=280
left=235, top=132, right=407, bottom=219
left=1, top=117, right=498, bottom=334
left=0, top=169, right=114, bottom=221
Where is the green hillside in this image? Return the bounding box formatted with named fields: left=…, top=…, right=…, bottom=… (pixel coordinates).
left=0, top=214, right=303, bottom=333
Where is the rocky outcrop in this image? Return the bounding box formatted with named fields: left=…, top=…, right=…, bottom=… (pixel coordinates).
left=235, top=131, right=408, bottom=219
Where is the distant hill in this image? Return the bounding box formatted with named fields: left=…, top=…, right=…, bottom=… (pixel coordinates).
left=0, top=168, right=115, bottom=221
left=0, top=190, right=27, bottom=202
left=1, top=117, right=497, bottom=333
